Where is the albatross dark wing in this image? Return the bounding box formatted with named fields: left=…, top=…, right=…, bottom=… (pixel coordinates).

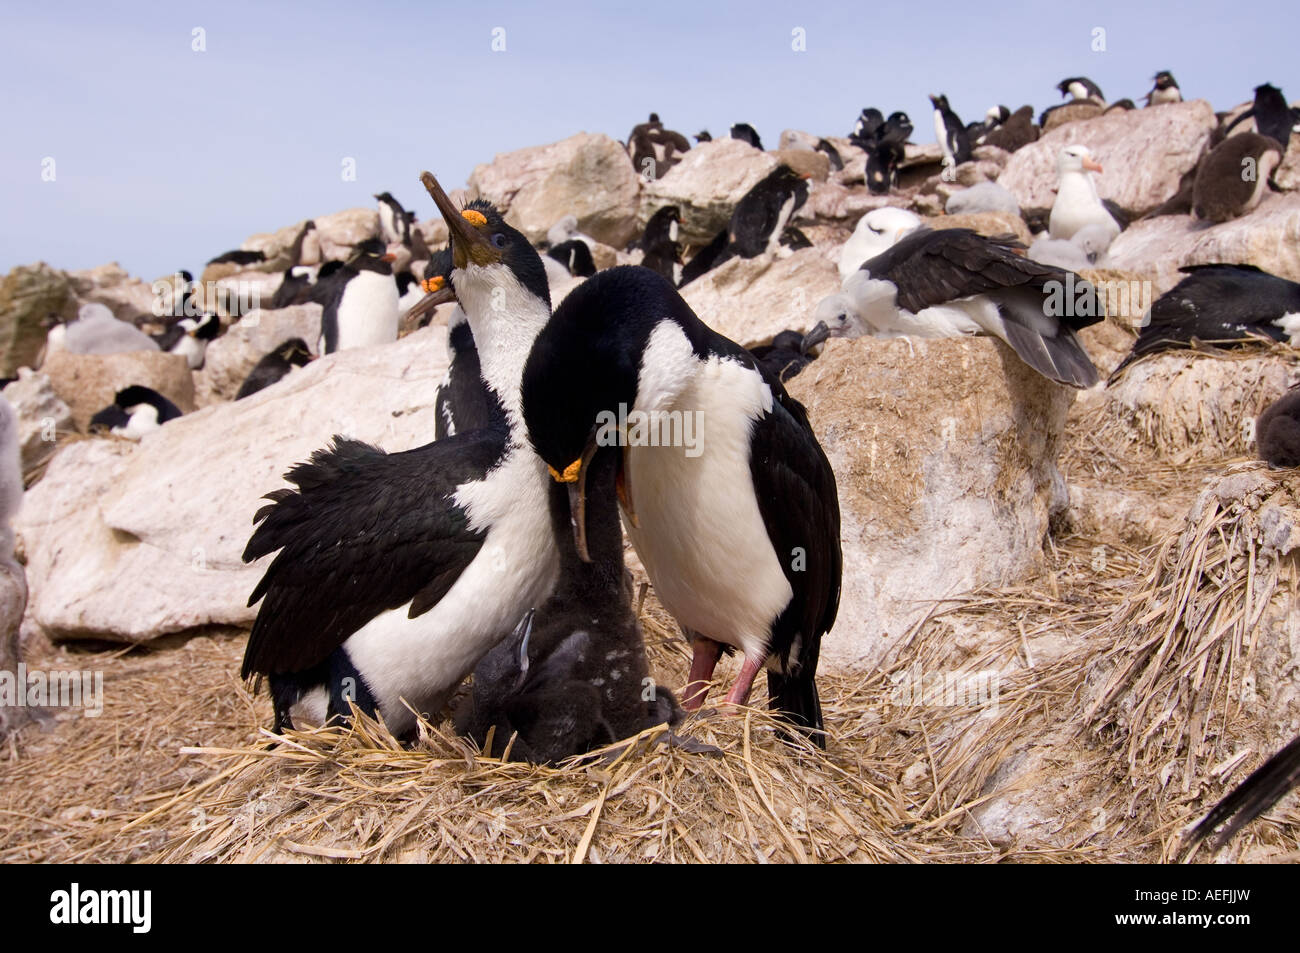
left=862, top=228, right=1090, bottom=324
left=241, top=426, right=506, bottom=678
left=863, top=227, right=1102, bottom=387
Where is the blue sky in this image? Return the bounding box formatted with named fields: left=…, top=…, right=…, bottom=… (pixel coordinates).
left=3, top=0, right=1295, bottom=279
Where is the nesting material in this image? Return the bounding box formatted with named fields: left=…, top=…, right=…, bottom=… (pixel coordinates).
left=1085, top=470, right=1300, bottom=861
left=1090, top=347, right=1300, bottom=464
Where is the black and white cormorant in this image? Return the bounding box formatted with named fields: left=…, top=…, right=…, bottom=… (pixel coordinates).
left=521, top=265, right=842, bottom=744
left=240, top=174, right=558, bottom=737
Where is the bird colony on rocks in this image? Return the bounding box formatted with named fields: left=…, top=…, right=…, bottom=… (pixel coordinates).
left=3, top=69, right=1300, bottom=864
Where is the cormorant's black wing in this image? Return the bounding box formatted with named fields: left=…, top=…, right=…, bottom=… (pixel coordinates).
left=1113, top=265, right=1300, bottom=374
left=746, top=368, right=842, bottom=743
left=241, top=425, right=506, bottom=678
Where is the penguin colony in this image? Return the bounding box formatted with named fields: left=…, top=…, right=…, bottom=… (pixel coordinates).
left=15, top=69, right=1300, bottom=855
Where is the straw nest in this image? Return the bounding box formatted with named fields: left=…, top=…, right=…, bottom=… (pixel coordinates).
left=3, top=410, right=1298, bottom=864
left=1084, top=468, right=1300, bottom=862
left=1082, top=342, right=1300, bottom=465
left=0, top=546, right=1141, bottom=864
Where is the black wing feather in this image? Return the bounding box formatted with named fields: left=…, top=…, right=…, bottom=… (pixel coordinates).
left=1190, top=734, right=1300, bottom=850
left=865, top=228, right=1093, bottom=325
left=747, top=367, right=842, bottom=742
left=864, top=228, right=1102, bottom=387
left=241, top=427, right=506, bottom=678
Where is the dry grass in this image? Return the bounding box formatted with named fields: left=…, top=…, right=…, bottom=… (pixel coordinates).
left=1084, top=342, right=1300, bottom=466
left=1083, top=469, right=1300, bottom=863
left=2, top=473, right=1296, bottom=864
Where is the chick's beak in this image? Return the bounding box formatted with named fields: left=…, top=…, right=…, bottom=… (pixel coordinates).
left=419, top=171, right=500, bottom=270
left=802, top=321, right=832, bottom=353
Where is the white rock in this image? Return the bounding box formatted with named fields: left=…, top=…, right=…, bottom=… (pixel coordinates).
left=642, top=139, right=778, bottom=246
left=193, top=304, right=323, bottom=406
left=678, top=248, right=842, bottom=346
left=16, top=326, right=450, bottom=643
left=468, top=132, right=642, bottom=248
left=2, top=369, right=73, bottom=473
left=787, top=335, right=1072, bottom=672
left=1108, top=191, right=1300, bottom=290
left=999, top=100, right=1216, bottom=219
left=314, top=208, right=381, bottom=262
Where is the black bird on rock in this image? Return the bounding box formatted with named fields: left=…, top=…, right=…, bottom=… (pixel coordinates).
left=1224, top=83, right=1300, bottom=152
left=640, top=205, right=683, bottom=285
left=235, top=338, right=314, bottom=400
left=1145, top=71, right=1182, bottom=105
left=851, top=110, right=912, bottom=194
left=1112, top=264, right=1300, bottom=377
left=678, top=166, right=810, bottom=286
left=730, top=122, right=763, bottom=149
left=547, top=239, right=597, bottom=278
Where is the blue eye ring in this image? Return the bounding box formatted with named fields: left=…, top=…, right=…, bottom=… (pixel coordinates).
left=490, top=233, right=507, bottom=249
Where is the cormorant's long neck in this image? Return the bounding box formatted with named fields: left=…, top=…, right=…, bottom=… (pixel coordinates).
left=456, top=273, right=551, bottom=438
left=548, top=445, right=627, bottom=605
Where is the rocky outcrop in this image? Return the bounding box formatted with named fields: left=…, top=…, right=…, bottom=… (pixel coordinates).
left=1102, top=351, right=1298, bottom=461
left=40, top=350, right=196, bottom=431
left=679, top=248, right=841, bottom=346
left=0, top=263, right=77, bottom=375
left=802, top=181, right=906, bottom=228
left=925, top=210, right=1033, bottom=245
left=769, top=149, right=830, bottom=182
left=999, top=100, right=1216, bottom=220
left=67, top=263, right=158, bottom=325
left=1108, top=191, right=1300, bottom=290
left=193, top=304, right=323, bottom=406
left=788, top=335, right=1072, bottom=672
left=16, top=326, right=449, bottom=643
left=642, top=138, right=777, bottom=246
left=1273, top=130, right=1300, bottom=190
left=468, top=133, right=642, bottom=249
